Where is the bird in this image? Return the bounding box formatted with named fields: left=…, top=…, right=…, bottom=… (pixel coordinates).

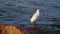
left=30, top=9, right=40, bottom=23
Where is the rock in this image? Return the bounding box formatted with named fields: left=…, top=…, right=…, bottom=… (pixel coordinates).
left=0, top=25, right=24, bottom=34
left=0, top=25, right=48, bottom=34
left=19, top=27, right=48, bottom=34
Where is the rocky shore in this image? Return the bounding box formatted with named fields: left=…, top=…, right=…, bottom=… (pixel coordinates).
left=0, top=25, right=47, bottom=34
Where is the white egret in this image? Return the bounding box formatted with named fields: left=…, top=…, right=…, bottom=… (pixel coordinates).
left=30, top=9, right=40, bottom=27
left=30, top=9, right=40, bottom=23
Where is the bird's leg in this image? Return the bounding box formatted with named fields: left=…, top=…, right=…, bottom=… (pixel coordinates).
left=33, top=21, right=37, bottom=28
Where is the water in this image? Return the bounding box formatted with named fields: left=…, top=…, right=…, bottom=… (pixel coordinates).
left=0, top=0, right=60, bottom=34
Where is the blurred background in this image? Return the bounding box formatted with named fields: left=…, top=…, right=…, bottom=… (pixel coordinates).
left=0, top=0, right=60, bottom=34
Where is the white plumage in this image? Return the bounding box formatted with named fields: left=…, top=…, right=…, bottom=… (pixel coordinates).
left=30, top=9, right=40, bottom=23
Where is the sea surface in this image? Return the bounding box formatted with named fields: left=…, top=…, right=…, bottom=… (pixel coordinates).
left=0, top=0, right=60, bottom=34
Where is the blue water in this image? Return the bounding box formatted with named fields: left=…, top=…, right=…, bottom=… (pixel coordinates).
left=0, top=0, right=60, bottom=34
